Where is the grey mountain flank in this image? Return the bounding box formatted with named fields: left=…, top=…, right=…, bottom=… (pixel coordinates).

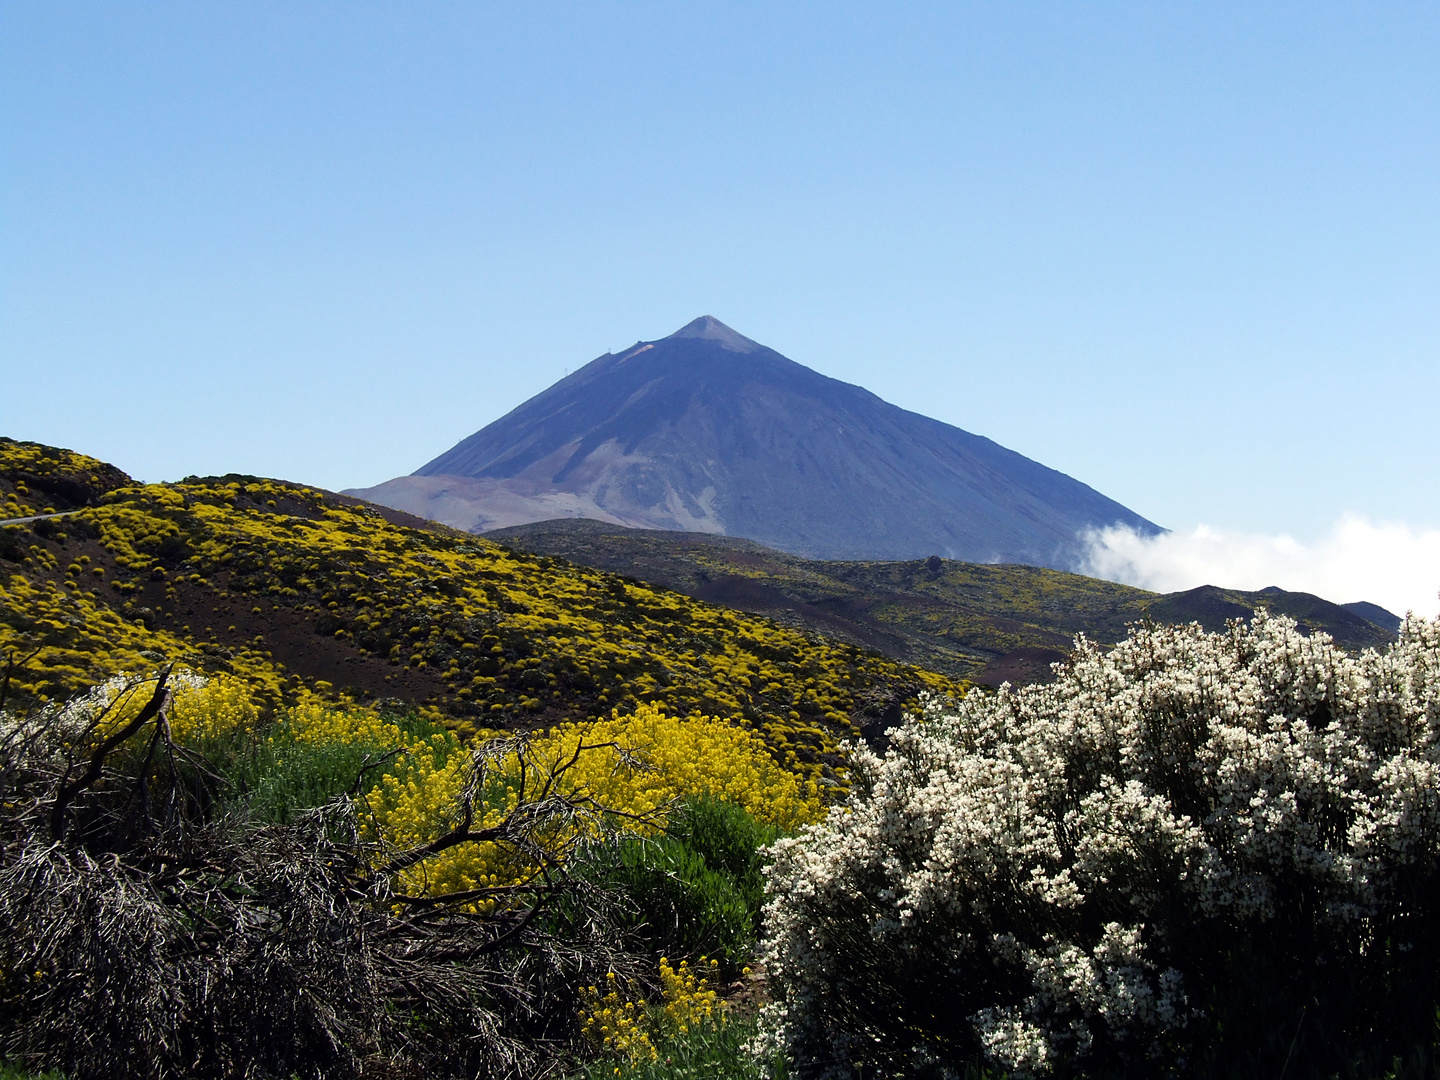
left=348, top=316, right=1161, bottom=568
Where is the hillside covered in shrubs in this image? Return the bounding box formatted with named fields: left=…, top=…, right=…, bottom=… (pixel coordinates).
left=488, top=518, right=1398, bottom=683
left=4, top=436, right=1440, bottom=1080
left=0, top=437, right=964, bottom=789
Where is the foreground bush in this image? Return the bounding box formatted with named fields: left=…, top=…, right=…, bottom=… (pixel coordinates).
left=0, top=671, right=638, bottom=1079
left=758, top=612, right=1440, bottom=1078
left=0, top=660, right=816, bottom=1078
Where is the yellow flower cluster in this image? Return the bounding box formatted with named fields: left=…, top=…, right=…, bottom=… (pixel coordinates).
left=657, top=957, right=722, bottom=1035
left=283, top=699, right=409, bottom=749
left=367, top=740, right=518, bottom=908
left=167, top=671, right=259, bottom=744
left=579, top=957, right=726, bottom=1062
left=57, top=667, right=256, bottom=745
left=364, top=704, right=823, bottom=906
left=61, top=672, right=178, bottom=742
left=533, top=702, right=824, bottom=831
left=580, top=972, right=657, bottom=1063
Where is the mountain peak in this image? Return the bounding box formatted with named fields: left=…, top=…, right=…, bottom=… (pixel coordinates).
left=667, top=315, right=760, bottom=353
left=359, top=319, right=1161, bottom=566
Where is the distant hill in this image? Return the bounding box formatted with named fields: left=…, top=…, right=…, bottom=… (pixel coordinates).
left=348, top=316, right=1161, bottom=569
left=1342, top=600, right=1403, bottom=634
left=484, top=518, right=1400, bottom=684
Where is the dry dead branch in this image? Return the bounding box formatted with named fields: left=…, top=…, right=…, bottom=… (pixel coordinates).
left=0, top=672, right=645, bottom=1079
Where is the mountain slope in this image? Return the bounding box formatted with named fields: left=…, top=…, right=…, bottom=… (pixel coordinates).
left=1342, top=600, right=1404, bottom=634
left=350, top=316, right=1160, bottom=568
left=484, top=518, right=1399, bottom=683
left=1, top=438, right=965, bottom=785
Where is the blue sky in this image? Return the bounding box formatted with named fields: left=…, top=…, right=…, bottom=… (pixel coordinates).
left=3, top=3, right=1437, bottom=609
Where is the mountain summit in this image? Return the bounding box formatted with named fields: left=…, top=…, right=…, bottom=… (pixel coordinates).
left=668, top=314, right=761, bottom=351
left=348, top=318, right=1160, bottom=567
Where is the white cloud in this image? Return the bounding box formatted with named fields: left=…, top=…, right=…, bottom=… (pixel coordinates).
left=1082, top=515, right=1440, bottom=620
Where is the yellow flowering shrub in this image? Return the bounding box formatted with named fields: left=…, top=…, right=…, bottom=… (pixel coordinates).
left=167, top=671, right=259, bottom=744
left=366, top=742, right=523, bottom=908
left=55, top=671, right=189, bottom=743
left=579, top=957, right=726, bottom=1063
left=532, top=703, right=824, bottom=831
left=57, top=671, right=357, bottom=752
left=362, top=704, right=825, bottom=906
left=283, top=699, right=408, bottom=749
left=11, top=668, right=261, bottom=806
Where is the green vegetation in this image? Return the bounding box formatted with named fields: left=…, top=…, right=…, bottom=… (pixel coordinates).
left=580, top=795, right=782, bottom=973
left=489, top=519, right=1396, bottom=680
left=0, top=1064, right=65, bottom=1080
left=667, top=794, right=778, bottom=930
left=240, top=705, right=456, bottom=824
left=5, top=437, right=1429, bottom=1079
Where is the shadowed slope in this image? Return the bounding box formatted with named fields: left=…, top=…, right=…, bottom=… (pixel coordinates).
left=485, top=518, right=1400, bottom=684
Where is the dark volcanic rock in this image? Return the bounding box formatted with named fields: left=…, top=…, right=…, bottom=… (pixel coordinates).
left=350, top=316, right=1160, bottom=568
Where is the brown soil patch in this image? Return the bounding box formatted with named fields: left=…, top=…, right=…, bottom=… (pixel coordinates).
left=976, top=647, right=1068, bottom=689
left=135, top=572, right=451, bottom=704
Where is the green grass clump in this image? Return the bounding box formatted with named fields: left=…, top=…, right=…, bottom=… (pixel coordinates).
left=667, top=795, right=780, bottom=933
left=0, top=1062, right=66, bottom=1080
left=232, top=708, right=456, bottom=824
left=578, top=796, right=782, bottom=974
left=595, top=833, right=755, bottom=972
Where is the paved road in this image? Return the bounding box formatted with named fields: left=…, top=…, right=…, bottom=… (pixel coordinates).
left=0, top=510, right=80, bottom=527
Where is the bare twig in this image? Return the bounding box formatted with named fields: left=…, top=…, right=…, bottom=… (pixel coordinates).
left=50, top=667, right=172, bottom=841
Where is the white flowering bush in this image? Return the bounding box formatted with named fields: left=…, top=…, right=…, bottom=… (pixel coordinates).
left=756, top=612, right=1440, bottom=1078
